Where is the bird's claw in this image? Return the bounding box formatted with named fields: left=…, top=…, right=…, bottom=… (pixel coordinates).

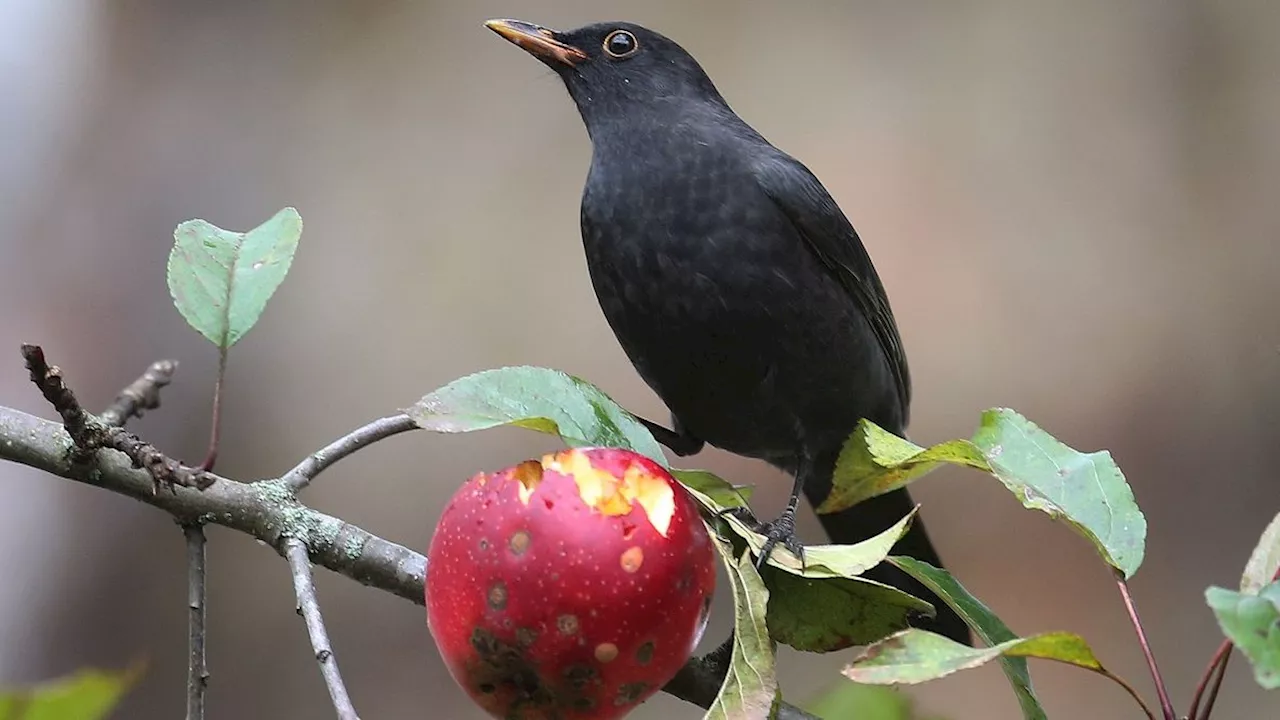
left=712, top=505, right=806, bottom=570
left=755, top=514, right=805, bottom=571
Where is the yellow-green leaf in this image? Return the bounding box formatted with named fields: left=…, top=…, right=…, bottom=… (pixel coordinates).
left=723, top=506, right=917, bottom=580
left=0, top=665, right=141, bottom=720
left=819, top=422, right=985, bottom=513
left=889, top=557, right=1045, bottom=720
left=705, top=536, right=779, bottom=720
left=844, top=630, right=1103, bottom=685
left=673, top=469, right=754, bottom=511
left=1242, top=512, right=1280, bottom=595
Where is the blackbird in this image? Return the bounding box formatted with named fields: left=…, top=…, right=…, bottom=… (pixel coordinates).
left=486, top=18, right=969, bottom=644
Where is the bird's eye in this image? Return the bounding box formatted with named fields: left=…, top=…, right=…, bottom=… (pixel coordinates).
left=603, top=30, right=639, bottom=58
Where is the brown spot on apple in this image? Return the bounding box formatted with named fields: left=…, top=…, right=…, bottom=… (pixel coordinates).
left=620, top=546, right=644, bottom=573
left=614, top=681, right=650, bottom=706
left=635, top=641, right=655, bottom=665
left=563, top=664, right=597, bottom=690
left=557, top=614, right=580, bottom=635
left=487, top=581, right=508, bottom=611
left=594, top=642, right=619, bottom=663
left=509, top=530, right=531, bottom=555
left=515, top=627, right=537, bottom=648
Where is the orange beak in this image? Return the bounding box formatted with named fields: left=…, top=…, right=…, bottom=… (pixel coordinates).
left=485, top=19, right=588, bottom=66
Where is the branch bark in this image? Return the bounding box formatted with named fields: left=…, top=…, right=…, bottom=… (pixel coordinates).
left=184, top=523, right=208, bottom=720
left=102, top=359, right=178, bottom=427
left=0, top=406, right=427, bottom=602
left=285, top=538, right=359, bottom=720
left=281, top=414, right=417, bottom=493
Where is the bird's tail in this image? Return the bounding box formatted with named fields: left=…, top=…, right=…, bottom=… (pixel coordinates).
left=802, top=466, right=971, bottom=645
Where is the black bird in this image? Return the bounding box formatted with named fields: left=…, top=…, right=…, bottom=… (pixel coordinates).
left=486, top=18, right=968, bottom=644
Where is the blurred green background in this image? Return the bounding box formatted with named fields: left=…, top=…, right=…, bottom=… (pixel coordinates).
left=1, top=1, right=1276, bottom=718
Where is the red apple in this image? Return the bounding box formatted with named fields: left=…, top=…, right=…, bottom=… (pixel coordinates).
left=426, top=447, right=716, bottom=719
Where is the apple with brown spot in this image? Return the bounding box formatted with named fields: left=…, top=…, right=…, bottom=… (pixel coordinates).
left=426, top=447, right=716, bottom=719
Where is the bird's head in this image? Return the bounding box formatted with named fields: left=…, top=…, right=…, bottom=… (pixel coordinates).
left=485, top=19, right=730, bottom=133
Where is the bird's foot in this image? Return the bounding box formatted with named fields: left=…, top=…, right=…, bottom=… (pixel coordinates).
left=754, top=508, right=805, bottom=571
left=713, top=506, right=805, bottom=569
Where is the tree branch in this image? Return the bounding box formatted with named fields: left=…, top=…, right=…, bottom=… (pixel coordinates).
left=102, top=359, right=178, bottom=427
left=280, top=414, right=418, bottom=493
left=184, top=523, right=208, bottom=720
left=0, top=406, right=426, bottom=601
left=285, top=538, right=359, bottom=720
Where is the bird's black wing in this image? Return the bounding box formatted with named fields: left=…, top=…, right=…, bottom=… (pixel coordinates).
left=752, top=153, right=911, bottom=417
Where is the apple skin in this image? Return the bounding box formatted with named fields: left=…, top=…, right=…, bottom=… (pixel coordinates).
left=426, top=447, right=716, bottom=719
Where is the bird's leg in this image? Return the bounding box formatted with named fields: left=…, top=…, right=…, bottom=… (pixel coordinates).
left=638, top=416, right=705, bottom=457
left=754, top=469, right=807, bottom=570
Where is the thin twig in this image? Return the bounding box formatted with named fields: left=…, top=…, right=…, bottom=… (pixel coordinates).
left=1187, top=639, right=1231, bottom=720
left=102, top=359, right=178, bottom=427
left=1198, top=647, right=1231, bottom=720
left=284, top=538, right=358, bottom=720
left=281, top=414, right=418, bottom=492
left=1088, top=668, right=1156, bottom=720
left=22, top=345, right=210, bottom=490
left=198, top=347, right=227, bottom=472
left=22, top=344, right=93, bottom=449
left=184, top=523, right=208, bottom=720
left=1114, top=573, right=1175, bottom=720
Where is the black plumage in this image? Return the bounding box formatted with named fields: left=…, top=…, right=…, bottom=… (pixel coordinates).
left=487, top=18, right=968, bottom=645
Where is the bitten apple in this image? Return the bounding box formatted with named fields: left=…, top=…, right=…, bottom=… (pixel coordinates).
left=426, top=447, right=716, bottom=719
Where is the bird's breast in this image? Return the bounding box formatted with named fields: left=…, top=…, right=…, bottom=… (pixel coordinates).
left=578, top=149, right=880, bottom=457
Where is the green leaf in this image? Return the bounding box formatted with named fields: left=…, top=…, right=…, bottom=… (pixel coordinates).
left=970, top=409, right=1146, bottom=578
left=844, top=630, right=1104, bottom=686
left=765, top=569, right=932, bottom=652
left=806, top=682, right=928, bottom=720
left=1205, top=583, right=1280, bottom=689
left=1242, top=512, right=1280, bottom=594
left=705, top=536, right=779, bottom=720
left=819, top=422, right=986, bottom=513
left=0, top=665, right=141, bottom=720
left=167, top=207, right=301, bottom=348
left=407, top=366, right=666, bottom=464
left=672, top=469, right=754, bottom=511
left=821, top=410, right=1147, bottom=579
left=889, top=557, right=1045, bottom=720
left=723, top=506, right=918, bottom=580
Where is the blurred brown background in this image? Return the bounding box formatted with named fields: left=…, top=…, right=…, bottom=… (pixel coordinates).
left=1, top=1, right=1276, bottom=718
